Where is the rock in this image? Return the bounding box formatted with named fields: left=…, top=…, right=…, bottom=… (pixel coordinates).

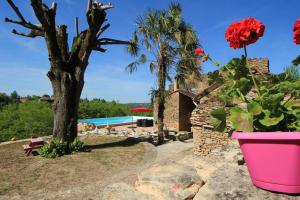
left=237, top=156, right=245, bottom=165
left=101, top=182, right=154, bottom=200
left=77, top=123, right=88, bottom=132
left=87, top=123, right=96, bottom=131
left=177, top=131, right=192, bottom=141
left=136, top=163, right=204, bottom=200
left=194, top=164, right=297, bottom=200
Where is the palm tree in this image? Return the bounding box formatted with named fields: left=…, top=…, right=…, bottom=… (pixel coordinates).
left=127, top=3, right=200, bottom=144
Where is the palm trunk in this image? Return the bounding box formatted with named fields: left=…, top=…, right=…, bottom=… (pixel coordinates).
left=157, top=52, right=166, bottom=144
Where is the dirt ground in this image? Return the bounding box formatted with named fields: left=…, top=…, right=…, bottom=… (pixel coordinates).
left=0, top=136, right=148, bottom=200
left=0, top=134, right=193, bottom=200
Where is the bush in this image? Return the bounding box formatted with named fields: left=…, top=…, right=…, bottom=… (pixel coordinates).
left=38, top=139, right=69, bottom=158
left=39, top=137, right=84, bottom=158
left=70, top=137, right=84, bottom=152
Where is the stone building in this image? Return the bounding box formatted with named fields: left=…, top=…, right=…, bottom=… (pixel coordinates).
left=192, top=58, right=270, bottom=156
left=154, top=81, right=196, bottom=132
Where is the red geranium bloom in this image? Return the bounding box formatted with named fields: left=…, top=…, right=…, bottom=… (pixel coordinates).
left=225, top=18, right=265, bottom=49
left=195, top=48, right=204, bottom=56
left=293, top=18, right=300, bottom=44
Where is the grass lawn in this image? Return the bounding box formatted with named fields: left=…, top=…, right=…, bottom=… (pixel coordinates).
left=0, top=136, right=145, bottom=197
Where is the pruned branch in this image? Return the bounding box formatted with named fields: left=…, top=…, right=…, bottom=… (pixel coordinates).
left=11, top=29, right=43, bottom=38
left=98, top=38, right=131, bottom=45
left=5, top=17, right=43, bottom=31
left=56, top=25, right=69, bottom=61
left=97, top=2, right=113, bottom=11
left=5, top=0, right=43, bottom=32
left=86, top=1, right=111, bottom=28
left=86, top=0, right=92, bottom=14
left=50, top=2, right=57, bottom=12
left=7, top=0, right=26, bottom=22
left=75, top=17, right=79, bottom=37
left=30, top=0, right=51, bottom=28
left=96, top=23, right=110, bottom=38
left=93, top=46, right=107, bottom=52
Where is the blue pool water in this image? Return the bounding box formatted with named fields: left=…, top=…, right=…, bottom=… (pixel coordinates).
left=79, top=116, right=153, bottom=126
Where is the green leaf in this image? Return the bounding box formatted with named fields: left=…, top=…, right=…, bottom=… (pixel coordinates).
left=139, top=54, right=147, bottom=63
left=247, top=102, right=262, bottom=116
left=235, top=77, right=251, bottom=95
left=209, top=108, right=226, bottom=132
left=229, top=107, right=253, bottom=132
left=149, top=62, right=157, bottom=73
left=261, top=93, right=285, bottom=111
left=284, top=100, right=300, bottom=111
left=292, top=55, right=300, bottom=66
left=287, top=109, right=300, bottom=120
left=259, top=110, right=284, bottom=127
left=288, top=121, right=300, bottom=131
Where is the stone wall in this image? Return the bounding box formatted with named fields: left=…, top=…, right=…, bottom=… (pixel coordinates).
left=154, top=90, right=196, bottom=132
left=191, top=95, right=230, bottom=156
left=163, top=92, right=180, bottom=131
left=249, top=58, right=269, bottom=75
left=192, top=58, right=270, bottom=156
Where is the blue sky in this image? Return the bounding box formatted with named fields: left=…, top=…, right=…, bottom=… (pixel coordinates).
left=0, top=0, right=299, bottom=103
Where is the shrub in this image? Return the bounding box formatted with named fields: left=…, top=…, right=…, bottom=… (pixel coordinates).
left=38, top=139, right=69, bottom=158
left=39, top=137, right=84, bottom=158
left=70, top=137, right=84, bottom=152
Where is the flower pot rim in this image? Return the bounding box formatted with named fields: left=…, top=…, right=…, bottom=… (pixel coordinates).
left=232, top=131, right=300, bottom=140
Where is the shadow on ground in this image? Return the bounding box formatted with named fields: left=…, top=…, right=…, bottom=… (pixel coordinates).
left=85, top=137, right=141, bottom=150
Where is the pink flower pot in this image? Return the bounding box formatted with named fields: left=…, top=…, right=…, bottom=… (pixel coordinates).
left=232, top=131, right=300, bottom=194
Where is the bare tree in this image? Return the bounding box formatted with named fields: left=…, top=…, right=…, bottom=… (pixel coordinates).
left=5, top=0, right=134, bottom=143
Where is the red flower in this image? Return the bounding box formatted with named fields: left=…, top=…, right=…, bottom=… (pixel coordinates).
left=225, top=18, right=265, bottom=49
left=195, top=48, right=204, bottom=56
left=293, top=18, right=300, bottom=44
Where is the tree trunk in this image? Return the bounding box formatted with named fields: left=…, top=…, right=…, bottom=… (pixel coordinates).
left=49, top=66, right=84, bottom=143
left=157, top=54, right=166, bottom=144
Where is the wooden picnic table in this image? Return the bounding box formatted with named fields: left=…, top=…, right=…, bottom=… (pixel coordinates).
left=23, top=137, right=47, bottom=156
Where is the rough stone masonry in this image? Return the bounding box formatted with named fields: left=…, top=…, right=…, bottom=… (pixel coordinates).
left=191, top=58, right=270, bottom=156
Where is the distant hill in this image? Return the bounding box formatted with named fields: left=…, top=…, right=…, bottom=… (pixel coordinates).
left=125, top=103, right=152, bottom=108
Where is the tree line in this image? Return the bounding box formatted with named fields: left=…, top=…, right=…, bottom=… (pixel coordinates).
left=0, top=91, right=151, bottom=142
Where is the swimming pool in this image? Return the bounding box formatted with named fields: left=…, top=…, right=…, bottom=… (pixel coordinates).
left=78, top=116, right=154, bottom=126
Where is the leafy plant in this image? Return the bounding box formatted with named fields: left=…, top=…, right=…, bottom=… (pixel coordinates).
left=284, top=65, right=300, bottom=81
left=209, top=58, right=300, bottom=132
left=70, top=137, right=84, bottom=152
left=202, top=17, right=300, bottom=133
left=39, top=137, right=85, bottom=158
left=38, top=139, right=69, bottom=158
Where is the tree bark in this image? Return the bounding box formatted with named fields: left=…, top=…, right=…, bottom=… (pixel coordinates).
left=49, top=66, right=84, bottom=143
left=157, top=50, right=166, bottom=144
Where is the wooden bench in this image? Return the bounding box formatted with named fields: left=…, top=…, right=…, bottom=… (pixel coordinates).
left=23, top=137, right=47, bottom=156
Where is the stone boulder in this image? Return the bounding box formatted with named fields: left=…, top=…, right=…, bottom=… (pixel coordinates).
left=194, top=164, right=297, bottom=200
left=101, top=182, right=154, bottom=200
left=136, top=163, right=204, bottom=200
left=177, top=131, right=193, bottom=141
left=77, top=123, right=88, bottom=132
